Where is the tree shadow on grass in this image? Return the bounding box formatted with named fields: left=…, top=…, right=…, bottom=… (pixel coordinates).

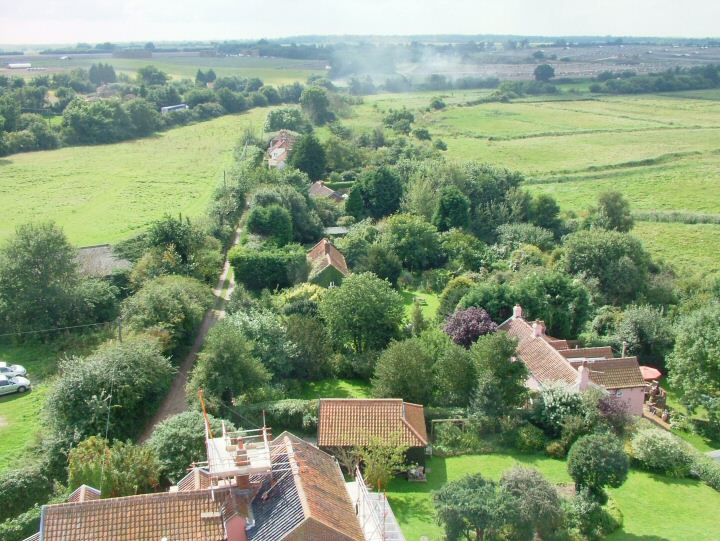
left=388, top=456, right=448, bottom=495
left=0, top=159, right=11, bottom=166
left=607, top=532, right=670, bottom=541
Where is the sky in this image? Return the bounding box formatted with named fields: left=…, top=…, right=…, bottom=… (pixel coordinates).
left=0, top=0, right=717, bottom=45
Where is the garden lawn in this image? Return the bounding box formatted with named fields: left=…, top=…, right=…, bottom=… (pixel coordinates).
left=385, top=453, right=720, bottom=541
left=0, top=108, right=268, bottom=246
left=289, top=378, right=371, bottom=400
left=401, top=290, right=440, bottom=320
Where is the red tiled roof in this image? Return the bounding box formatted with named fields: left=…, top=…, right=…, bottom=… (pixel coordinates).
left=499, top=317, right=579, bottom=386
left=307, top=238, right=349, bottom=276
left=585, top=357, right=647, bottom=389
left=317, top=399, right=428, bottom=448
left=559, top=347, right=615, bottom=360
left=309, top=181, right=344, bottom=202
left=39, top=490, right=226, bottom=541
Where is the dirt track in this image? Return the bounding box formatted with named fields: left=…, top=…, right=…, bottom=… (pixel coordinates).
left=138, top=228, right=240, bottom=442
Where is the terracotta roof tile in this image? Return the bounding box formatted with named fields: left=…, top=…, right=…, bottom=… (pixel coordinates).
left=309, top=182, right=344, bottom=202
left=307, top=238, right=349, bottom=276
left=317, top=399, right=428, bottom=448
left=585, top=357, right=647, bottom=389
left=559, top=347, right=614, bottom=360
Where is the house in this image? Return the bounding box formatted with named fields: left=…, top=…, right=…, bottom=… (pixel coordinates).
left=307, top=238, right=350, bottom=287
left=309, top=181, right=346, bottom=203
left=26, top=425, right=404, bottom=541
left=267, top=130, right=297, bottom=169
left=161, top=103, right=189, bottom=114
left=318, top=398, right=429, bottom=466
left=498, top=305, right=647, bottom=415
left=76, top=244, right=131, bottom=278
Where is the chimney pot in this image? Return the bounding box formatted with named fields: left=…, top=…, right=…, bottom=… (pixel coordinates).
left=513, top=304, right=523, bottom=318
left=578, top=361, right=590, bottom=391
left=532, top=320, right=545, bottom=337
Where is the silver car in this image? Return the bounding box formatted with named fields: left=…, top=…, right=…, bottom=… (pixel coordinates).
left=0, top=361, right=27, bottom=378
left=0, top=375, right=31, bottom=396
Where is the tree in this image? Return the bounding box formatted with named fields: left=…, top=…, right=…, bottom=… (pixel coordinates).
left=496, top=223, right=555, bottom=252
left=615, top=304, right=674, bottom=367
left=354, top=166, right=403, bottom=219
left=0, top=222, right=80, bottom=333
left=122, top=275, right=212, bottom=352
left=439, top=275, right=478, bottom=319
left=433, top=473, right=519, bottom=541
left=361, top=243, right=402, bottom=287
left=186, top=320, right=270, bottom=410
left=410, top=300, right=427, bottom=336
left=229, top=244, right=308, bottom=291
left=440, top=230, right=489, bottom=272
left=383, top=107, right=415, bottom=134
left=288, top=133, right=326, bottom=181
left=381, top=213, right=443, bottom=271
left=137, top=65, right=168, bottom=86
left=534, top=64, right=555, bottom=82
left=470, top=333, right=528, bottom=419
left=443, top=307, right=497, bottom=348
left=45, top=335, right=174, bottom=441
left=246, top=204, right=293, bottom=246
left=357, top=435, right=408, bottom=490
left=529, top=193, right=562, bottom=235
left=123, top=98, right=160, bottom=136
left=264, top=107, right=308, bottom=132
left=567, top=433, right=629, bottom=499
left=285, top=314, right=334, bottom=380
left=68, top=437, right=160, bottom=498
left=668, top=303, right=720, bottom=428
left=433, top=185, right=471, bottom=231
left=433, top=342, right=476, bottom=407
left=372, top=338, right=435, bottom=404
left=299, top=86, right=333, bottom=124
left=319, top=272, right=404, bottom=354
left=147, top=411, right=234, bottom=483
left=563, top=229, right=650, bottom=305
left=588, top=191, right=634, bottom=232
left=500, top=466, right=563, bottom=539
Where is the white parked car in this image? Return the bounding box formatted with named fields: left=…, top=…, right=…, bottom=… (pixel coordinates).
left=0, top=375, right=31, bottom=396
left=0, top=361, right=27, bottom=378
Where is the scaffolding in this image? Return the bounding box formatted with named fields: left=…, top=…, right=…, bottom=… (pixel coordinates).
left=348, top=467, right=405, bottom=541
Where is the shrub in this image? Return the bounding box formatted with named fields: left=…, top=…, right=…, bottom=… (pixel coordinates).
left=0, top=467, right=52, bottom=522
left=566, top=488, right=623, bottom=541
left=545, top=440, right=566, bottom=459
left=630, top=427, right=695, bottom=477
left=567, top=433, right=629, bottom=499
left=229, top=244, right=308, bottom=291
left=534, top=383, right=587, bottom=437
left=234, top=399, right=319, bottom=431
left=0, top=505, right=42, bottom=541
left=693, top=455, right=720, bottom=491
left=514, top=423, right=546, bottom=452
left=246, top=204, right=293, bottom=246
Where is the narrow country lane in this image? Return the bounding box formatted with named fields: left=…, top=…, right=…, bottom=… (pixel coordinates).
left=138, top=226, right=241, bottom=442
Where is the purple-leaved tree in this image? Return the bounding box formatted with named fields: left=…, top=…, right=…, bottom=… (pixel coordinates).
left=443, top=307, right=497, bottom=347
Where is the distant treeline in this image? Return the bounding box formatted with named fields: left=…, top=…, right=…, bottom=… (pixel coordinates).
left=590, top=65, right=720, bottom=94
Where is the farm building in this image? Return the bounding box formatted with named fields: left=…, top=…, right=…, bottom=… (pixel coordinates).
left=307, top=238, right=349, bottom=287
left=267, top=130, right=297, bottom=169
left=318, top=398, right=429, bottom=466
left=499, top=305, right=647, bottom=415
left=161, top=103, right=189, bottom=114
left=309, top=180, right=346, bottom=203
left=26, top=426, right=404, bottom=541
left=7, top=63, right=31, bottom=69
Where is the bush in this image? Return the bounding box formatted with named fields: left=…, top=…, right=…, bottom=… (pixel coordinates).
left=566, top=489, right=623, bottom=541
left=433, top=422, right=491, bottom=456
left=147, top=411, right=235, bottom=483
left=246, top=204, right=293, bottom=246
left=567, top=433, right=629, bottom=499
left=234, top=399, right=319, bottom=431
left=0, top=467, right=52, bottom=522
left=693, top=455, right=720, bottom=491
left=534, top=383, right=588, bottom=437
left=514, top=423, right=546, bottom=452
left=546, top=440, right=566, bottom=459
left=630, top=427, right=695, bottom=477
left=229, top=244, right=308, bottom=291
left=0, top=505, right=42, bottom=541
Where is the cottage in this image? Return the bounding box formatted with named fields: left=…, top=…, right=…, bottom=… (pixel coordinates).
left=267, top=130, right=297, bottom=169
left=318, top=398, right=429, bottom=466
left=499, top=305, right=647, bottom=415
left=25, top=425, right=404, bottom=541
left=308, top=181, right=346, bottom=203
left=307, top=238, right=350, bottom=287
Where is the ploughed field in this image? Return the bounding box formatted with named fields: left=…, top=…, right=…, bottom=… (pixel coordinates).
left=342, top=88, right=720, bottom=278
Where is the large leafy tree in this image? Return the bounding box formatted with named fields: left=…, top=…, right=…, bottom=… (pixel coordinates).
left=186, top=319, right=271, bottom=410
left=433, top=185, right=470, bottom=231
left=567, top=433, right=629, bottom=499
left=499, top=466, right=563, bottom=539
left=470, top=333, right=527, bottom=419
left=534, top=63, right=555, bottom=82
left=563, top=229, right=650, bottom=305
left=319, top=272, right=404, bottom=353
left=0, top=222, right=80, bottom=333
left=299, top=86, right=333, bottom=124
left=381, top=213, right=444, bottom=271
left=588, top=191, right=634, bottom=232
left=372, top=338, right=435, bottom=404
left=246, top=204, right=293, bottom=246
left=668, top=303, right=720, bottom=428
left=443, top=307, right=497, bottom=348
left=288, top=134, right=326, bottom=181
left=433, top=473, right=520, bottom=541
left=354, top=167, right=403, bottom=219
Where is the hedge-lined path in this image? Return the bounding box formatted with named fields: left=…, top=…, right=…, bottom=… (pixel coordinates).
left=138, top=226, right=241, bottom=442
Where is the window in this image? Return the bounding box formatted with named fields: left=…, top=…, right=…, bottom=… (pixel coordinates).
left=614, top=390, right=624, bottom=398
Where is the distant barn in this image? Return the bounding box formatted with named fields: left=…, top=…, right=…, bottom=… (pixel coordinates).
left=161, top=104, right=189, bottom=114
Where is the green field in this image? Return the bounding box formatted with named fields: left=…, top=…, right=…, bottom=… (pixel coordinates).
left=386, top=453, right=720, bottom=541
left=340, top=89, right=720, bottom=276
left=7, top=54, right=326, bottom=85
left=0, top=108, right=268, bottom=246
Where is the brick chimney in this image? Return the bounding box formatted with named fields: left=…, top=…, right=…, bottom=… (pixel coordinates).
left=513, top=304, right=523, bottom=319
left=578, top=361, right=590, bottom=391
left=532, top=320, right=546, bottom=337
left=222, top=500, right=249, bottom=541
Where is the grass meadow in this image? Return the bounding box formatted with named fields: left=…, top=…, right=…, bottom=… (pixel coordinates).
left=386, top=453, right=720, bottom=541
left=339, top=88, right=720, bottom=277
left=0, top=108, right=269, bottom=246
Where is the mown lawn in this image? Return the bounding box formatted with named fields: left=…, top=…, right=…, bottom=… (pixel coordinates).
left=0, top=108, right=268, bottom=246
left=290, top=378, right=371, bottom=400
left=401, top=289, right=440, bottom=320
left=386, top=453, right=720, bottom=541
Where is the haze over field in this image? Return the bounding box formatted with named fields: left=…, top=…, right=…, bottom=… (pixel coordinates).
left=1, top=0, right=719, bottom=44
